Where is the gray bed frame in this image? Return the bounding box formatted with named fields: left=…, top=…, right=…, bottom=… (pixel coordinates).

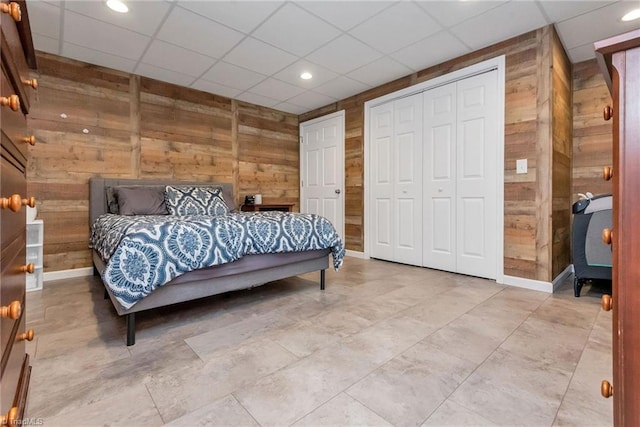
left=89, top=177, right=329, bottom=346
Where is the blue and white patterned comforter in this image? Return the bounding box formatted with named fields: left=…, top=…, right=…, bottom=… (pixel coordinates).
left=90, top=212, right=345, bottom=309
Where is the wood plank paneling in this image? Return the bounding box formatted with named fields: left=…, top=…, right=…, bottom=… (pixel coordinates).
left=27, top=52, right=298, bottom=272
left=572, top=59, right=612, bottom=196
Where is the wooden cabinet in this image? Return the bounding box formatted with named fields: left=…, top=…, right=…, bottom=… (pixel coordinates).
left=0, top=1, right=37, bottom=424
left=241, top=203, right=295, bottom=212
left=595, top=29, right=640, bottom=426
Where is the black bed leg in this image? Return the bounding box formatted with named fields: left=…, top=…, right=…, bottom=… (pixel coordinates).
left=93, top=265, right=100, bottom=276
left=320, top=269, right=325, bottom=290
left=126, top=313, right=136, bottom=346
left=574, top=277, right=583, bottom=298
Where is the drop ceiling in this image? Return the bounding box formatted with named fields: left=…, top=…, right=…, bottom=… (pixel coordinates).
left=28, top=0, right=640, bottom=114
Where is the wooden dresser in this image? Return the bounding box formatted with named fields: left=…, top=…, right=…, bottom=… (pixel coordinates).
left=595, top=29, right=640, bottom=425
left=0, top=1, right=37, bottom=424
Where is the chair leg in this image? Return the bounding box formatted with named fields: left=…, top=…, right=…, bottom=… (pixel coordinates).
left=320, top=269, right=325, bottom=291
left=126, top=313, right=136, bottom=346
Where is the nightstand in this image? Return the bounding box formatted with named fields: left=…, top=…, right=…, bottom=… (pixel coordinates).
left=241, top=203, right=295, bottom=212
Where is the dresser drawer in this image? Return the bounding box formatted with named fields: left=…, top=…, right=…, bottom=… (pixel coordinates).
left=0, top=313, right=28, bottom=421
left=0, top=153, right=27, bottom=249
left=1, top=9, right=32, bottom=113
left=0, top=237, right=26, bottom=376
left=1, top=66, right=28, bottom=163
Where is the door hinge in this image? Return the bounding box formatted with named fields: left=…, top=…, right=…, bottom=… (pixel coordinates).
left=300, top=136, right=303, bottom=144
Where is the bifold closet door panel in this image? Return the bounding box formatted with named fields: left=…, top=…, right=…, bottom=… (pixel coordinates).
left=393, top=94, right=423, bottom=266
left=370, top=102, right=394, bottom=261
left=455, top=71, right=498, bottom=280
left=423, top=82, right=457, bottom=271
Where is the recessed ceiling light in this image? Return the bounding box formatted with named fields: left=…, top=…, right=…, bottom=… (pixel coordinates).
left=300, top=72, right=313, bottom=80
left=622, top=8, right=640, bottom=21
left=106, top=0, right=129, bottom=13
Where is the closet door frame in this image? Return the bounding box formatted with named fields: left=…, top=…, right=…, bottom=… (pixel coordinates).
left=363, top=56, right=506, bottom=284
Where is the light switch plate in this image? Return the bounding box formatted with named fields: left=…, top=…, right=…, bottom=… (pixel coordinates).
left=516, top=159, right=527, bottom=174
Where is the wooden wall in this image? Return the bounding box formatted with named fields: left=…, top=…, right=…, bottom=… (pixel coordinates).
left=301, top=25, right=571, bottom=282
left=572, top=59, right=613, bottom=197
left=551, top=29, right=573, bottom=279
left=27, top=52, right=299, bottom=272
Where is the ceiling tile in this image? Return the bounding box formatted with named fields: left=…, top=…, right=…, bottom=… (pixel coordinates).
left=63, top=11, right=150, bottom=60
left=415, top=1, right=507, bottom=28
left=313, top=76, right=371, bottom=100
left=273, top=102, right=309, bottom=115
left=285, top=91, right=336, bottom=110
left=449, top=2, right=547, bottom=51
left=141, top=40, right=216, bottom=77
left=223, top=37, right=298, bottom=76
left=348, top=57, right=412, bottom=87
left=248, top=78, right=306, bottom=101
left=64, top=0, right=171, bottom=36
left=306, top=35, right=383, bottom=74
left=202, top=61, right=267, bottom=91
left=391, top=31, right=471, bottom=72
left=157, top=6, right=245, bottom=59
left=537, top=1, right=613, bottom=23
left=252, top=3, right=341, bottom=56
left=136, top=63, right=195, bottom=87
left=566, top=43, right=600, bottom=63
left=177, top=1, right=283, bottom=33
left=236, top=92, right=281, bottom=108
left=350, top=2, right=442, bottom=54
left=555, top=2, right=640, bottom=50
left=273, top=60, right=339, bottom=89
left=63, top=43, right=138, bottom=72
left=298, top=1, right=394, bottom=31
left=33, top=34, right=59, bottom=55
left=190, top=79, right=243, bottom=99
left=27, top=0, right=60, bottom=40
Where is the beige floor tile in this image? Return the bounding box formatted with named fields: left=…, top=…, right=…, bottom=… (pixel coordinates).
left=347, top=341, right=476, bottom=426
left=293, top=393, right=392, bottom=426
left=42, top=383, right=163, bottom=427
left=449, top=348, right=572, bottom=426
left=422, top=400, right=498, bottom=426
left=146, top=338, right=297, bottom=422
left=269, top=320, right=343, bottom=357
left=164, top=395, right=258, bottom=426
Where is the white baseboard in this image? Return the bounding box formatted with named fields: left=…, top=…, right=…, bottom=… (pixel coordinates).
left=501, top=275, right=553, bottom=293
left=43, top=267, right=94, bottom=283
left=345, top=250, right=368, bottom=259
left=552, top=264, right=574, bottom=292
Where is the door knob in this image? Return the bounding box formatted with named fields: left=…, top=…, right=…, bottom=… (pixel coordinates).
left=601, top=380, right=613, bottom=398
left=335, top=189, right=341, bottom=194
left=602, top=228, right=612, bottom=245
left=603, top=166, right=613, bottom=181
left=601, top=294, right=613, bottom=311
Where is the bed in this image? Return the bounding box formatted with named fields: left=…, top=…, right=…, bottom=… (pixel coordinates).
left=89, top=177, right=344, bottom=346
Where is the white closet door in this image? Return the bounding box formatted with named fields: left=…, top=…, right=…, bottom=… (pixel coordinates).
left=423, top=83, right=457, bottom=271
left=370, top=102, right=394, bottom=261
left=456, top=71, right=498, bottom=279
left=393, top=94, right=423, bottom=265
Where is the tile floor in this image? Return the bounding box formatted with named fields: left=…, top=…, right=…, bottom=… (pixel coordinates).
left=25, top=257, right=613, bottom=426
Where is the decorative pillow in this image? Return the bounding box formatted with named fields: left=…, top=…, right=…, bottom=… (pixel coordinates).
left=114, top=186, right=169, bottom=216
left=164, top=186, right=230, bottom=216
left=105, top=186, right=119, bottom=214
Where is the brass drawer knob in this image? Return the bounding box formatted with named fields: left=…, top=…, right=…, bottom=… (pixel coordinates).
left=21, top=78, right=37, bottom=89
left=23, top=135, right=35, bottom=146
left=1, top=407, right=19, bottom=427
left=0, top=194, right=35, bottom=212
left=0, top=2, right=21, bottom=22
left=601, top=294, right=612, bottom=311
left=20, top=263, right=34, bottom=274
left=603, top=166, right=613, bottom=181
left=0, top=300, right=21, bottom=320
left=0, top=94, right=20, bottom=111
left=602, top=228, right=612, bottom=245
left=17, top=329, right=34, bottom=342
left=601, top=380, right=613, bottom=398
left=603, top=105, right=613, bottom=121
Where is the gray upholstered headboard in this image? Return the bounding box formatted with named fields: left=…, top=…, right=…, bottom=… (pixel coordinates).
left=89, top=177, right=235, bottom=224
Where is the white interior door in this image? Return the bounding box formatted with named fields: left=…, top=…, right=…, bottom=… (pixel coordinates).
left=300, top=112, right=345, bottom=238
left=369, top=102, right=394, bottom=261
left=393, top=94, right=423, bottom=265
left=423, top=83, right=457, bottom=271
left=456, top=71, right=497, bottom=279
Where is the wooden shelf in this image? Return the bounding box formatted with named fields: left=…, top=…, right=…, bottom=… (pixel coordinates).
left=240, top=203, right=294, bottom=212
